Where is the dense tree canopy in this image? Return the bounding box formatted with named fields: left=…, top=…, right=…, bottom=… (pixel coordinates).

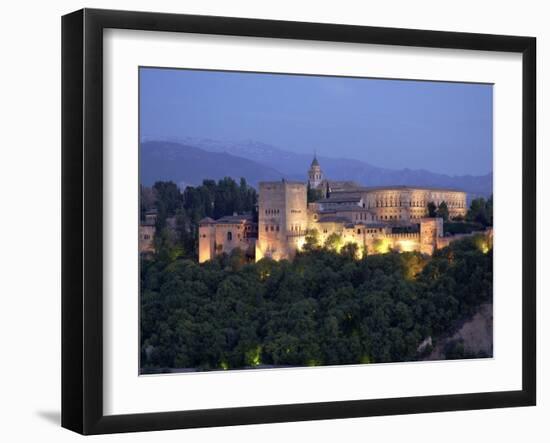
left=141, top=235, right=492, bottom=372
left=436, top=201, right=449, bottom=221
left=467, top=196, right=493, bottom=227
left=427, top=201, right=437, bottom=218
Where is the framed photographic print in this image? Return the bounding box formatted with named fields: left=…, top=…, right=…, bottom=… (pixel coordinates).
left=61, top=8, right=536, bottom=435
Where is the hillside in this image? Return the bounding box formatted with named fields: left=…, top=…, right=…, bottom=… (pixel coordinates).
left=140, top=141, right=285, bottom=188
left=424, top=303, right=493, bottom=360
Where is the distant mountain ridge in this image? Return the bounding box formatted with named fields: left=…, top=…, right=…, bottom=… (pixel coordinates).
left=140, top=137, right=492, bottom=198
left=140, top=141, right=285, bottom=189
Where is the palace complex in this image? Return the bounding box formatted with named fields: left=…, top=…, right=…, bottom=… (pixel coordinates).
left=197, top=156, right=473, bottom=263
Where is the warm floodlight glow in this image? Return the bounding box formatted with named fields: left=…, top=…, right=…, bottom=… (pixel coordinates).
left=246, top=346, right=262, bottom=367
left=307, top=359, right=321, bottom=367
left=474, top=235, right=491, bottom=254
left=397, top=239, right=416, bottom=252
left=373, top=238, right=392, bottom=254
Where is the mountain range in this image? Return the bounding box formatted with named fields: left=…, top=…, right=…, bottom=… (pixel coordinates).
left=140, top=138, right=492, bottom=198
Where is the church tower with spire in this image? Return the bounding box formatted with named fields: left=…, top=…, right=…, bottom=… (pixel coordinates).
left=308, top=153, right=324, bottom=189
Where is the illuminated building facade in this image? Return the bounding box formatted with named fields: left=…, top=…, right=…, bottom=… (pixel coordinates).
left=198, top=156, right=472, bottom=263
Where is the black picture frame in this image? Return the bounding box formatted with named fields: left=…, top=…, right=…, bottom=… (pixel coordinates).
left=62, top=8, right=536, bottom=435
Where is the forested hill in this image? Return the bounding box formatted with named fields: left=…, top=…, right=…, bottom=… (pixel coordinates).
left=140, top=235, right=493, bottom=372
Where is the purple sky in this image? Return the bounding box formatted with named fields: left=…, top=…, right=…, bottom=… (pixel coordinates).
left=140, top=67, right=493, bottom=176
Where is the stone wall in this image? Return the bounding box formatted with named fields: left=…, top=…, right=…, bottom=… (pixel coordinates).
left=214, top=223, right=255, bottom=257
left=198, top=222, right=215, bottom=263
left=139, top=225, right=156, bottom=254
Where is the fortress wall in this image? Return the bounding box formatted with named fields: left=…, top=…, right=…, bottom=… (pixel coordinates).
left=385, top=232, right=421, bottom=239
left=214, top=223, right=253, bottom=257
left=387, top=232, right=421, bottom=253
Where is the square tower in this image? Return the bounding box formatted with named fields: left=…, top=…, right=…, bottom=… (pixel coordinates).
left=256, top=180, right=307, bottom=261
left=419, top=217, right=443, bottom=255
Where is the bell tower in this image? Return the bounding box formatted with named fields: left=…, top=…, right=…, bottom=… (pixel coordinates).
left=308, top=153, right=323, bottom=189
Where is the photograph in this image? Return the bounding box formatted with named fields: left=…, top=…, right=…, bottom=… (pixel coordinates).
left=0, top=0, right=542, bottom=439
left=138, top=67, right=494, bottom=374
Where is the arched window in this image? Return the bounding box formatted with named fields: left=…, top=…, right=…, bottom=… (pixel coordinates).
left=227, top=231, right=232, bottom=241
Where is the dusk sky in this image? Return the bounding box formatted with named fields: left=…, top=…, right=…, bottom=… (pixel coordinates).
left=140, top=67, right=493, bottom=177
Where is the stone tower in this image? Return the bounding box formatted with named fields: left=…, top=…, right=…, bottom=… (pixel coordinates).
left=256, top=180, right=307, bottom=261
left=308, top=154, right=323, bottom=189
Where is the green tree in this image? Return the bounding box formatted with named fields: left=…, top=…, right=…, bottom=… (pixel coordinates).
left=436, top=201, right=449, bottom=221
left=485, top=195, right=493, bottom=226
left=324, top=233, right=343, bottom=252
left=153, top=181, right=183, bottom=228
left=427, top=201, right=437, bottom=218
left=466, top=196, right=492, bottom=226
left=140, top=185, right=157, bottom=222
left=341, top=242, right=360, bottom=260
left=303, top=228, right=320, bottom=252
left=229, top=247, right=246, bottom=271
